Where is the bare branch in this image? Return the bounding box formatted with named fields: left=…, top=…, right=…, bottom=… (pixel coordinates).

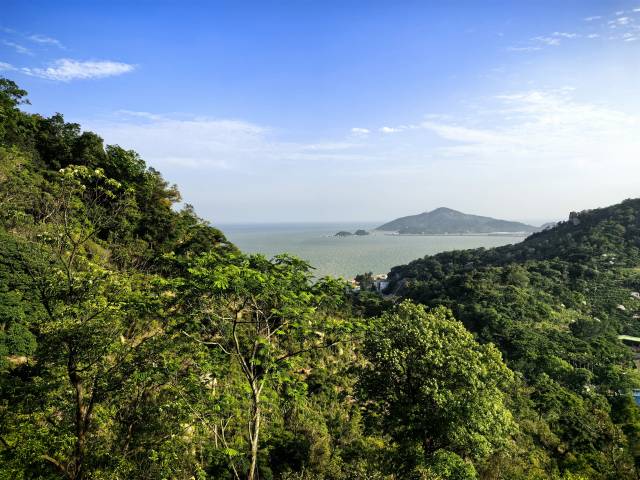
left=180, top=330, right=232, bottom=355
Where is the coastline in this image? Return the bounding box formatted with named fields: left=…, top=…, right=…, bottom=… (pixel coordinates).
left=381, top=232, right=531, bottom=237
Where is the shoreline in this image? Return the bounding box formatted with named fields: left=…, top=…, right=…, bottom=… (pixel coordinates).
left=381, top=232, right=531, bottom=237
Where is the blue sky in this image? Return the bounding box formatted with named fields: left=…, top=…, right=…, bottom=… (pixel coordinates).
left=2, top=1, right=640, bottom=223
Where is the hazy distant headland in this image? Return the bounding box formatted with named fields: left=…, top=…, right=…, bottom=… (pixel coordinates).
left=376, top=207, right=540, bottom=235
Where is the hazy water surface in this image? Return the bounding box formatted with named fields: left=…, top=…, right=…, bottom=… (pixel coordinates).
left=220, top=223, right=524, bottom=279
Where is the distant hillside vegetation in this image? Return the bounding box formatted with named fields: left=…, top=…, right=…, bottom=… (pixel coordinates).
left=377, top=207, right=538, bottom=234
left=381, top=198, right=640, bottom=478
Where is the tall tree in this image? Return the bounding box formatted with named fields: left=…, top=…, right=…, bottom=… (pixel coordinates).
left=179, top=252, right=349, bottom=480
left=359, top=301, right=516, bottom=477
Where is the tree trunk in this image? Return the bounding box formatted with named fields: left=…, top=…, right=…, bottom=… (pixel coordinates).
left=247, top=393, right=261, bottom=480
left=68, top=350, right=89, bottom=480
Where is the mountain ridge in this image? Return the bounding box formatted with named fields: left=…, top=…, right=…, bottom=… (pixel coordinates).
left=377, top=207, right=539, bottom=234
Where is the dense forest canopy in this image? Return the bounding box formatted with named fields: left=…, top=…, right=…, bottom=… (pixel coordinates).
left=2, top=76, right=640, bottom=480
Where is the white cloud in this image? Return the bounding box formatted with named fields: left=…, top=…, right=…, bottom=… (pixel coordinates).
left=414, top=91, right=640, bottom=174
left=89, top=113, right=373, bottom=170
left=509, top=31, right=581, bottom=52
left=2, top=40, right=32, bottom=55
left=553, top=32, right=580, bottom=38
left=93, top=115, right=266, bottom=168
left=351, top=127, right=370, bottom=135
left=0, top=61, right=16, bottom=71
left=532, top=36, right=561, bottom=46
left=516, top=14, right=637, bottom=50
left=103, top=91, right=640, bottom=181
left=418, top=121, right=510, bottom=145
left=116, top=110, right=166, bottom=121
left=601, top=13, right=640, bottom=40
left=364, top=90, right=640, bottom=190
left=507, top=45, right=542, bottom=52
left=22, top=59, right=135, bottom=81
left=27, top=34, right=64, bottom=49
left=83, top=90, right=640, bottom=222
left=380, top=126, right=404, bottom=133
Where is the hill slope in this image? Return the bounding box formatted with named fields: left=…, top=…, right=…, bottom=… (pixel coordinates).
left=377, top=207, right=538, bottom=234
left=379, top=199, right=640, bottom=477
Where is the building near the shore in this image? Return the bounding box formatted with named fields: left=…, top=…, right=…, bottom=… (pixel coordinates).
left=619, top=335, right=640, bottom=405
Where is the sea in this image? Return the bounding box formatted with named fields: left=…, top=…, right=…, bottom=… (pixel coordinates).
left=219, top=222, right=525, bottom=279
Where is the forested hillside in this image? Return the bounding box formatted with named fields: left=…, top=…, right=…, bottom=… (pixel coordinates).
left=2, top=76, right=640, bottom=480
left=386, top=200, right=640, bottom=478
left=0, top=78, right=361, bottom=480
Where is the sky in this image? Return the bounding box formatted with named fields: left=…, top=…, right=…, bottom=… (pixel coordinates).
left=2, top=0, right=640, bottom=224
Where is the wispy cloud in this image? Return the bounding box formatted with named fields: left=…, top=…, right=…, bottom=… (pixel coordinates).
left=27, top=34, right=64, bottom=49
left=510, top=31, right=582, bottom=52
left=90, top=113, right=373, bottom=170
left=2, top=40, right=32, bottom=55
left=96, top=89, right=640, bottom=175
left=507, top=45, right=541, bottom=52
left=350, top=127, right=370, bottom=136
left=116, top=110, right=166, bottom=121
left=84, top=89, right=640, bottom=222
left=552, top=32, right=580, bottom=39
left=387, top=90, right=640, bottom=175
left=532, top=32, right=581, bottom=47
left=532, top=35, right=561, bottom=46
left=0, top=29, right=131, bottom=81
left=610, top=16, right=631, bottom=26
left=22, top=59, right=135, bottom=81
left=511, top=8, right=640, bottom=52
left=602, top=9, right=640, bottom=41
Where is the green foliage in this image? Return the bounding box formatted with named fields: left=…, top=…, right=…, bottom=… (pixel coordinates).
left=3, top=74, right=640, bottom=480
left=386, top=201, right=640, bottom=478
left=420, top=450, right=478, bottom=480
left=359, top=301, right=515, bottom=474
left=176, top=251, right=357, bottom=479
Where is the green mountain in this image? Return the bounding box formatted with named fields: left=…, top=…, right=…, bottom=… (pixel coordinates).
left=4, top=75, right=640, bottom=479
left=378, top=198, right=640, bottom=477
left=377, top=206, right=538, bottom=234
left=387, top=202, right=640, bottom=280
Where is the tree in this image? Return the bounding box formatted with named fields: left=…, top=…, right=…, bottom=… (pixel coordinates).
left=359, top=301, right=515, bottom=475
left=0, top=159, right=235, bottom=479
left=354, top=272, right=374, bottom=291
left=178, top=252, right=350, bottom=480
left=0, top=165, right=163, bottom=480
left=0, top=78, right=30, bottom=146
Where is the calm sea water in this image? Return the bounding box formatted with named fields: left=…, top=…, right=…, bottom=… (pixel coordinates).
left=219, top=223, right=524, bottom=279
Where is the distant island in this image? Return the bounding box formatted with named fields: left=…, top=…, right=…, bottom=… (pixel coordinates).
left=335, top=229, right=370, bottom=237
left=377, top=207, right=538, bottom=235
